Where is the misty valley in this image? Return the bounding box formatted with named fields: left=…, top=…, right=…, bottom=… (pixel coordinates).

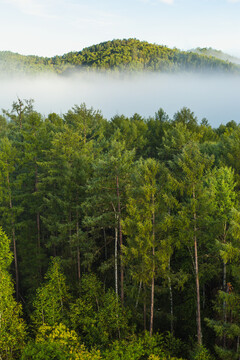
left=1, top=71, right=240, bottom=127
left=1, top=39, right=240, bottom=126
left=1, top=39, right=240, bottom=360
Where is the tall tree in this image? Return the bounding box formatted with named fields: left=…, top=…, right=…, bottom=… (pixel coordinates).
left=208, top=167, right=237, bottom=292
left=12, top=111, right=52, bottom=297
left=122, top=158, right=169, bottom=335
left=40, top=106, right=102, bottom=283
left=206, top=207, right=240, bottom=359
left=83, top=133, right=135, bottom=304
left=172, top=142, right=214, bottom=345
left=0, top=137, right=20, bottom=299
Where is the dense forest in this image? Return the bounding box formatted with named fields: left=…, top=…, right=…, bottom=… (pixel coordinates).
left=1, top=39, right=240, bottom=75
left=1, top=98, right=240, bottom=359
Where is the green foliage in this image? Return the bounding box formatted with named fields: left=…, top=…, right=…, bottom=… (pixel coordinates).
left=69, top=274, right=131, bottom=347
left=103, top=332, right=185, bottom=360
left=122, top=158, right=170, bottom=285
left=206, top=290, right=240, bottom=359
left=190, top=345, right=215, bottom=360
left=21, top=323, right=101, bottom=360
left=148, top=356, right=183, bottom=360
left=21, top=342, right=68, bottom=360
left=32, top=257, right=70, bottom=330
left=159, top=122, right=200, bottom=162
left=0, top=227, right=26, bottom=359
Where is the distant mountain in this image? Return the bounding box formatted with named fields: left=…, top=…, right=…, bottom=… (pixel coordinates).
left=190, top=47, right=240, bottom=65
left=0, top=39, right=240, bottom=75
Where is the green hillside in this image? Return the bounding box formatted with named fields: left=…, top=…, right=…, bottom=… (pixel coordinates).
left=1, top=38, right=240, bottom=75
left=0, top=51, right=71, bottom=75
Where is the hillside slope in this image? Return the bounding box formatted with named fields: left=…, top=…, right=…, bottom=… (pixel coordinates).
left=191, top=47, right=240, bottom=65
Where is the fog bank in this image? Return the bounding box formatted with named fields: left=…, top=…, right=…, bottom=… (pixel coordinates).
left=1, top=71, right=240, bottom=127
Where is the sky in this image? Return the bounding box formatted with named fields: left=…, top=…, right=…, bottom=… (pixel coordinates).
left=0, top=0, right=240, bottom=57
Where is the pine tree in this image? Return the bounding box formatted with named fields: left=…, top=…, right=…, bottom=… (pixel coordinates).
left=83, top=133, right=135, bottom=304
left=122, top=158, right=169, bottom=335
left=172, top=142, right=214, bottom=345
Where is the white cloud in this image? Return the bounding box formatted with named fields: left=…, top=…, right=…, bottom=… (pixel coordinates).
left=159, top=0, right=174, bottom=3
left=2, top=0, right=56, bottom=18
left=139, top=0, right=174, bottom=4
left=227, top=0, right=240, bottom=3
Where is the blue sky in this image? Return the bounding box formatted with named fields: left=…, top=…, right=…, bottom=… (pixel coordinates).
left=0, top=0, right=240, bottom=57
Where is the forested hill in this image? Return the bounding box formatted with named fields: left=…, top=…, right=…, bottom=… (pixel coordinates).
left=1, top=38, right=240, bottom=75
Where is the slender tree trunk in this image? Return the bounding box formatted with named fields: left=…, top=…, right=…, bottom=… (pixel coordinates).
left=116, top=175, right=124, bottom=305
left=7, top=171, right=19, bottom=300
left=69, top=211, right=72, bottom=239
left=35, top=164, right=42, bottom=281
left=103, top=229, right=107, bottom=292
left=112, top=203, right=119, bottom=298
left=237, top=336, right=240, bottom=358
left=37, top=212, right=40, bottom=251
left=69, top=210, right=74, bottom=266
left=35, top=165, right=40, bottom=251
left=103, top=228, right=107, bottom=260
left=115, top=221, right=118, bottom=298
left=223, top=221, right=227, bottom=348
left=136, top=280, right=142, bottom=308
left=203, top=284, right=206, bottom=310
left=193, top=185, right=202, bottom=346
left=113, top=211, right=120, bottom=338
left=76, top=214, right=81, bottom=281
left=144, top=285, right=147, bottom=331
left=150, top=194, right=155, bottom=336
left=167, top=210, right=174, bottom=334
left=194, top=232, right=202, bottom=345
left=150, top=272, right=155, bottom=336
left=12, top=226, right=18, bottom=300
left=223, top=221, right=227, bottom=292
left=168, top=259, right=174, bottom=334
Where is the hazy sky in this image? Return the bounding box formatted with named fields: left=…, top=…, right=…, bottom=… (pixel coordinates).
left=0, top=0, right=240, bottom=57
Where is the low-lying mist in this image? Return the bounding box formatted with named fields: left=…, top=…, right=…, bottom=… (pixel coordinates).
left=1, top=71, right=240, bottom=127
